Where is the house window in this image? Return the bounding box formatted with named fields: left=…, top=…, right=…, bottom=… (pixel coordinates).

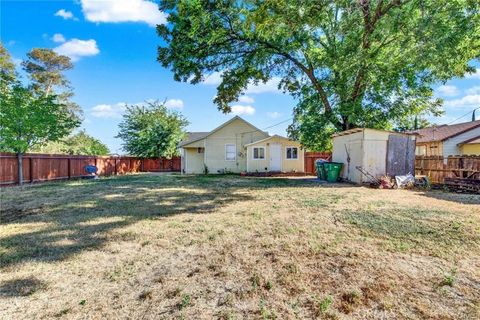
left=197, top=147, right=205, bottom=153
left=415, top=146, right=426, bottom=156
left=286, top=147, right=298, bottom=159
left=225, top=144, right=236, bottom=161
left=253, top=147, right=265, bottom=159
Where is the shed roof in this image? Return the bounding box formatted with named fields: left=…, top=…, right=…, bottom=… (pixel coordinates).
left=332, top=127, right=415, bottom=138
left=410, top=120, right=480, bottom=143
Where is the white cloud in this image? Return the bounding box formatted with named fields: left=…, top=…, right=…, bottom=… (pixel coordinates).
left=203, top=72, right=223, bottom=85
left=238, top=95, right=254, bottom=104
left=164, top=99, right=184, bottom=110
left=202, top=71, right=282, bottom=95
left=54, top=38, right=100, bottom=61
left=91, top=103, right=126, bottom=118
left=444, top=94, right=480, bottom=109
left=466, top=69, right=480, bottom=79
left=80, top=0, right=167, bottom=27
left=465, top=86, right=480, bottom=95
left=230, top=105, right=255, bottom=116
left=436, top=85, right=459, bottom=97
left=52, top=33, right=66, bottom=43
left=245, top=77, right=282, bottom=94
left=55, top=9, right=76, bottom=20
left=267, top=111, right=282, bottom=119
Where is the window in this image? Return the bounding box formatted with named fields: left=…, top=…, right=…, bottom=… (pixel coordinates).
left=415, top=146, right=426, bottom=156
left=197, top=147, right=205, bottom=153
left=253, top=147, right=265, bottom=159
left=225, top=144, right=236, bottom=161
left=286, top=147, right=298, bottom=159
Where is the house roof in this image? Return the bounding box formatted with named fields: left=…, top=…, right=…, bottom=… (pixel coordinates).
left=179, top=116, right=267, bottom=147
left=179, top=132, right=209, bottom=147
left=457, top=135, right=480, bottom=146
left=244, top=134, right=295, bottom=147
left=411, top=120, right=480, bottom=143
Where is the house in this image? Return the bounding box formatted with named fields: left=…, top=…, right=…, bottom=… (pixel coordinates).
left=332, top=128, right=416, bottom=184
left=410, top=120, right=480, bottom=156
left=179, top=116, right=304, bottom=174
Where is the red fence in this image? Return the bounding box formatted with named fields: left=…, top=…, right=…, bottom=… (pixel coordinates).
left=304, top=152, right=332, bottom=174
left=0, top=153, right=181, bottom=185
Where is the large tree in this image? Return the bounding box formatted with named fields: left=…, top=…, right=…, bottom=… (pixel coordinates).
left=31, top=130, right=110, bottom=156
left=116, top=101, right=189, bottom=158
left=157, top=0, right=479, bottom=150
left=0, top=83, right=80, bottom=185
left=22, top=48, right=83, bottom=122
left=0, top=44, right=80, bottom=185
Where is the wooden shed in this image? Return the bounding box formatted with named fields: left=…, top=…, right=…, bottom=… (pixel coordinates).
left=332, top=128, right=416, bottom=184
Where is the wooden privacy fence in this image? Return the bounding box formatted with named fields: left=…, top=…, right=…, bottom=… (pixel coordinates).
left=304, top=152, right=332, bottom=174
left=415, top=155, right=480, bottom=183
left=0, top=152, right=181, bottom=185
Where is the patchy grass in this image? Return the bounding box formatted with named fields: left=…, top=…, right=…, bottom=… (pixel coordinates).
left=0, top=173, right=479, bottom=319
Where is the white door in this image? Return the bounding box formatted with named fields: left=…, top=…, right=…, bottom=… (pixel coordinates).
left=269, top=144, right=282, bottom=171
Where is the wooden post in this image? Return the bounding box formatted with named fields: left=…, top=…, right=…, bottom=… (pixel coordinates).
left=29, top=156, right=33, bottom=183
left=114, top=158, right=117, bottom=175
left=68, top=158, right=71, bottom=179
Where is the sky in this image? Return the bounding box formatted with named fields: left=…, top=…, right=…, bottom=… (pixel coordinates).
left=1, top=0, right=479, bottom=153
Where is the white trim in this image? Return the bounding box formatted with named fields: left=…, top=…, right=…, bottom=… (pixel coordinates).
left=285, top=146, right=299, bottom=160
left=252, top=146, right=266, bottom=160
left=225, top=143, right=236, bottom=161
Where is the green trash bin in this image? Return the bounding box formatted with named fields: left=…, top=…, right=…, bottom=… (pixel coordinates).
left=315, top=160, right=327, bottom=180
left=323, top=162, right=343, bottom=182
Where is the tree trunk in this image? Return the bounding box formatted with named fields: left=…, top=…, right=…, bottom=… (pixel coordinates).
left=17, top=152, right=24, bottom=186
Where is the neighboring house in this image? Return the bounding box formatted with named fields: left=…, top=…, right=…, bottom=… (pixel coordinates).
left=179, top=116, right=304, bottom=174
left=411, top=120, right=480, bottom=156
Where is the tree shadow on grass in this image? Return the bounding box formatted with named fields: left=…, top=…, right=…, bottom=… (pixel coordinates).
left=415, top=189, right=480, bottom=205
left=0, top=174, right=261, bottom=269
left=0, top=276, right=46, bottom=297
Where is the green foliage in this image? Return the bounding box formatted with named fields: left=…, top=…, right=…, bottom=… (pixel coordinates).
left=22, top=48, right=82, bottom=122
left=116, top=101, right=189, bottom=158
left=0, top=42, right=16, bottom=83
left=158, top=0, right=480, bottom=149
left=31, top=130, right=110, bottom=155
left=0, top=82, right=80, bottom=154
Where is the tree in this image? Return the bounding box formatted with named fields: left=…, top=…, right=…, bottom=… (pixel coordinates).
left=0, top=83, right=80, bottom=185
left=116, top=101, right=188, bottom=158
left=31, top=130, right=110, bottom=156
left=157, top=0, right=480, bottom=150
left=22, top=48, right=83, bottom=122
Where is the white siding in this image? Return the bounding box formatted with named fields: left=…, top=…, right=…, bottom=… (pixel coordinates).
left=443, top=127, right=480, bottom=157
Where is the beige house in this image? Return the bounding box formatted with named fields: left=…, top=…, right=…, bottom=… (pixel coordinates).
left=410, top=120, right=480, bottom=156
left=179, top=116, right=305, bottom=174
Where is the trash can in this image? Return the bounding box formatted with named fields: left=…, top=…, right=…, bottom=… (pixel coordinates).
left=323, top=162, right=343, bottom=182
left=315, top=159, right=327, bottom=180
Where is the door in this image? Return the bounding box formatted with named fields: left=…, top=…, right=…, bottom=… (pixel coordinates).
left=269, top=144, right=282, bottom=171
left=386, top=134, right=415, bottom=176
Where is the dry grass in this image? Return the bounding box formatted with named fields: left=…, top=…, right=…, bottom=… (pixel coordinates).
left=0, top=173, right=479, bottom=319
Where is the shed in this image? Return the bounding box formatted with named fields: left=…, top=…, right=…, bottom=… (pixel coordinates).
left=332, top=128, right=416, bottom=184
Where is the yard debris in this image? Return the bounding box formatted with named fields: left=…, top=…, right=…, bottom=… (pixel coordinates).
left=395, top=173, right=415, bottom=189
left=379, top=176, right=395, bottom=189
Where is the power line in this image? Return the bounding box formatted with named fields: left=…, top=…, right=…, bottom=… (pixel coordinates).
left=446, top=107, right=480, bottom=125
left=262, top=117, right=293, bottom=130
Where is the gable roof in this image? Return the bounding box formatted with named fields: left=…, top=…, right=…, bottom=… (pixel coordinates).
left=179, top=132, right=209, bottom=147
left=179, top=116, right=267, bottom=147
left=244, top=134, right=295, bottom=147
left=411, top=120, right=480, bottom=143
left=457, top=135, right=480, bottom=145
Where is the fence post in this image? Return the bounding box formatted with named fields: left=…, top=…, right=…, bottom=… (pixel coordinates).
left=114, top=158, right=118, bottom=175
left=68, top=158, right=71, bottom=179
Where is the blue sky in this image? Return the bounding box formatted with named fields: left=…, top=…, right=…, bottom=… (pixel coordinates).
left=2, top=0, right=479, bottom=153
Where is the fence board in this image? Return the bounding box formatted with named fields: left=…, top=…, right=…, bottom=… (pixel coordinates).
left=415, top=155, right=480, bottom=183
left=0, top=153, right=181, bottom=185
left=304, top=152, right=332, bottom=174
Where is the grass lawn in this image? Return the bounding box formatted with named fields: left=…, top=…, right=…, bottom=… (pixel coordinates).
left=1, top=174, right=479, bottom=319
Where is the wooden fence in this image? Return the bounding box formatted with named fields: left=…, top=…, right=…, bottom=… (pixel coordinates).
left=304, top=152, right=332, bottom=174
left=415, top=155, right=480, bottom=183
left=0, top=152, right=181, bottom=185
